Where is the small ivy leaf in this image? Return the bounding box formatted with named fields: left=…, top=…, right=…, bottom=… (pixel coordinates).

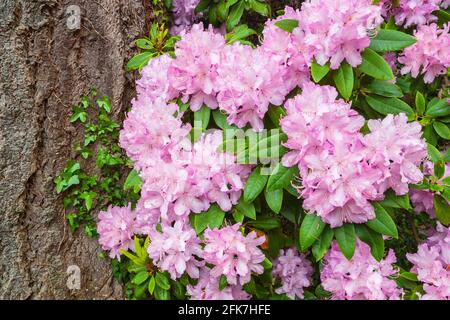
left=124, top=169, right=143, bottom=193
left=97, top=96, right=112, bottom=113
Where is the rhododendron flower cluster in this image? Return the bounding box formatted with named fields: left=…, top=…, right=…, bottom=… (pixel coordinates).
left=296, top=0, right=383, bottom=69
left=398, top=23, right=450, bottom=83
left=379, top=0, right=440, bottom=28
left=272, top=248, right=313, bottom=299
left=281, top=83, right=427, bottom=227
left=98, top=204, right=136, bottom=259
left=170, top=0, right=200, bottom=35
left=187, top=267, right=250, bottom=300
left=407, top=223, right=450, bottom=300
left=321, top=241, right=403, bottom=300
left=203, top=224, right=266, bottom=285
left=147, top=221, right=203, bottom=280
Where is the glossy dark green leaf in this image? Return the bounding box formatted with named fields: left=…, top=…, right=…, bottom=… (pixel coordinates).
left=434, top=195, right=450, bottom=226
left=335, top=224, right=356, bottom=260
left=244, top=167, right=269, bottom=203
left=333, top=63, right=354, bottom=100
left=265, top=188, right=283, bottom=214
left=266, top=164, right=298, bottom=192
left=355, top=224, right=385, bottom=261
left=366, top=203, right=398, bottom=238
left=365, top=95, right=414, bottom=120
left=369, top=29, right=416, bottom=52
left=357, top=48, right=394, bottom=80
left=312, top=227, right=334, bottom=261
left=366, top=80, right=403, bottom=98
left=299, top=214, right=326, bottom=251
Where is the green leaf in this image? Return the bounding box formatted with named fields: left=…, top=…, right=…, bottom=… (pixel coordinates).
left=212, top=110, right=233, bottom=129
left=444, top=148, right=450, bottom=162
left=379, top=189, right=411, bottom=210
left=249, top=0, right=269, bottom=16
left=435, top=9, right=450, bottom=27
left=80, top=191, right=96, bottom=210
left=132, top=271, right=149, bottom=285
left=195, top=0, right=211, bottom=13
left=366, top=80, right=403, bottom=98
left=299, top=214, right=326, bottom=251
left=265, top=189, right=283, bottom=214
left=415, top=91, right=426, bottom=115
left=97, top=96, right=111, bottom=113
left=226, top=0, right=245, bottom=31
left=267, top=106, right=286, bottom=127
left=194, top=105, right=211, bottom=132
left=154, top=286, right=170, bottom=300
left=124, top=169, right=143, bottom=193
left=126, top=51, right=154, bottom=71
left=148, top=276, right=156, bottom=294
left=274, top=19, right=299, bottom=33
left=427, top=143, right=442, bottom=163
left=366, top=203, right=398, bottom=238
left=235, top=199, right=256, bottom=220
left=433, top=122, right=450, bottom=140
left=244, top=167, right=269, bottom=203
left=311, top=60, right=330, bottom=83
left=266, top=164, right=297, bottom=192
left=335, top=224, right=356, bottom=260
left=312, top=227, right=334, bottom=261
left=193, top=205, right=226, bottom=234
left=426, top=98, right=450, bottom=117
left=434, top=195, right=450, bottom=226
left=369, top=29, right=416, bottom=52
left=225, top=24, right=257, bottom=44
left=136, top=38, right=153, bottom=50
left=365, top=95, right=414, bottom=120
left=219, top=275, right=228, bottom=291
left=423, top=125, right=438, bottom=145
left=248, top=216, right=281, bottom=230
left=355, top=224, right=385, bottom=261
left=333, top=63, right=354, bottom=100
left=357, top=48, right=394, bottom=80
left=399, top=270, right=419, bottom=282
left=155, top=272, right=170, bottom=290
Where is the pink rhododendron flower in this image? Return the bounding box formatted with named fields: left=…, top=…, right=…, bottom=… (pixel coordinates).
left=136, top=54, right=179, bottom=103
left=281, top=83, right=380, bottom=227
left=272, top=248, right=313, bottom=299
left=187, top=267, right=250, bottom=300
left=170, top=0, right=200, bottom=35
left=296, top=0, right=383, bottom=69
left=260, top=6, right=310, bottom=90
left=147, top=220, right=204, bottom=280
left=203, top=223, right=266, bottom=285
left=398, top=24, right=450, bottom=83
left=363, top=113, right=427, bottom=195
left=168, top=24, right=225, bottom=111
left=97, top=204, right=136, bottom=259
left=119, top=97, right=191, bottom=171
left=216, top=43, right=291, bottom=131
left=407, top=223, right=450, bottom=300
left=379, top=0, right=440, bottom=27
left=321, top=241, right=403, bottom=300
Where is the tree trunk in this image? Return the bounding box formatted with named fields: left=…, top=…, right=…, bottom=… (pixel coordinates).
left=0, top=0, right=149, bottom=299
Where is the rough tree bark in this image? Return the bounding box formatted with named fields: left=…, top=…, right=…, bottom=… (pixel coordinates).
left=0, top=0, right=150, bottom=299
